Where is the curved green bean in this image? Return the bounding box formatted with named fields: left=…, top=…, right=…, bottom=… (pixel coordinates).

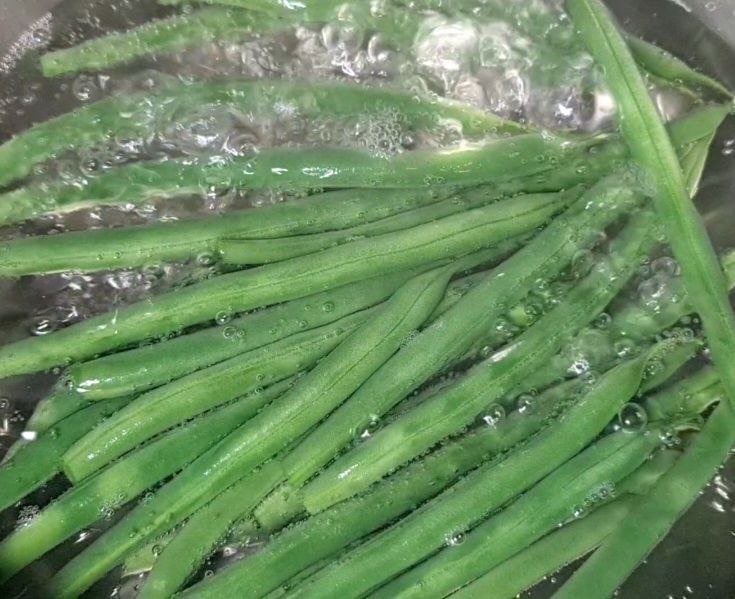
left=553, top=401, right=735, bottom=599
left=643, top=367, right=723, bottom=422
left=0, top=191, right=563, bottom=378
left=48, top=267, right=453, bottom=598
left=0, top=379, right=291, bottom=582
left=68, top=271, right=412, bottom=399
left=137, top=463, right=283, bottom=599
left=0, top=79, right=523, bottom=192
left=378, top=430, right=661, bottom=599
left=0, top=132, right=594, bottom=227
left=197, top=376, right=594, bottom=598
left=281, top=173, right=637, bottom=489
left=301, top=214, right=654, bottom=513
left=0, top=396, right=131, bottom=512
left=217, top=186, right=545, bottom=265
left=453, top=449, right=680, bottom=599
left=566, top=0, right=735, bottom=411
left=63, top=310, right=370, bottom=482
left=24, top=387, right=95, bottom=434
left=0, top=186, right=449, bottom=276
left=626, top=35, right=733, bottom=101
left=40, top=8, right=262, bottom=78
left=279, top=342, right=661, bottom=599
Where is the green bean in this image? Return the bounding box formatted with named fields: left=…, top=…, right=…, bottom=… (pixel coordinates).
left=566, top=0, right=735, bottom=411
left=39, top=8, right=263, bottom=78
left=0, top=80, right=523, bottom=193
left=68, top=271, right=413, bottom=399
left=216, top=187, right=550, bottom=266
left=184, top=374, right=591, bottom=599
left=0, top=132, right=594, bottom=228
left=448, top=496, right=626, bottom=599
left=23, top=388, right=94, bottom=434
left=553, top=400, right=735, bottom=599
left=48, top=267, right=454, bottom=597
left=453, top=449, right=680, bottom=599
left=0, top=192, right=563, bottom=378
left=0, top=379, right=291, bottom=582
left=301, top=214, right=654, bottom=513
left=644, top=367, right=723, bottom=421
left=63, top=310, right=370, bottom=482
left=281, top=174, right=638, bottom=490
left=0, top=397, right=131, bottom=512
left=374, top=429, right=661, bottom=599
left=275, top=341, right=662, bottom=599
left=137, top=464, right=283, bottom=599
left=626, top=35, right=733, bottom=101
left=0, top=187, right=451, bottom=276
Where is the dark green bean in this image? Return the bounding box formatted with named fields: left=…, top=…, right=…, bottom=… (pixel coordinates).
left=47, top=267, right=454, bottom=597
left=301, top=214, right=655, bottom=512
left=281, top=175, right=635, bottom=490
left=0, top=379, right=291, bottom=582
left=40, top=8, right=262, bottom=78
left=374, top=429, right=661, bottom=599
left=566, top=0, right=735, bottom=413
left=275, top=342, right=664, bottom=599
left=0, top=79, right=524, bottom=191
left=0, top=396, right=131, bottom=512
left=68, top=271, right=413, bottom=399
left=63, top=310, right=370, bottom=482
left=0, top=191, right=563, bottom=378
left=0, top=132, right=594, bottom=228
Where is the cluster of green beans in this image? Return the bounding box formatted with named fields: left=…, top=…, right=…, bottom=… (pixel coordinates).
left=0, top=0, right=733, bottom=598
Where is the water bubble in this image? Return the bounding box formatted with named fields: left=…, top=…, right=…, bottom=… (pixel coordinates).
left=29, top=317, right=58, bottom=336
left=618, top=403, right=648, bottom=433
left=72, top=75, right=99, bottom=102
left=478, top=402, right=504, bottom=427
left=659, top=428, right=682, bottom=448
left=651, top=256, right=679, bottom=277
left=197, top=252, right=217, bottom=267
left=614, top=339, right=637, bottom=358
left=215, top=310, right=233, bottom=325
left=360, top=415, right=382, bottom=439
left=321, top=301, right=335, bottom=313
left=571, top=504, right=586, bottom=518
left=568, top=358, right=590, bottom=376
left=593, top=313, right=612, bottom=330
left=517, top=393, right=536, bottom=414
left=722, top=139, right=735, bottom=156
left=222, top=326, right=238, bottom=340
left=445, top=532, right=466, bottom=547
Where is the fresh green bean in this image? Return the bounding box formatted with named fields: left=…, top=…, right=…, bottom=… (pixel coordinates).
left=281, top=174, right=638, bottom=489
left=0, top=379, right=291, bottom=582
left=644, top=367, right=723, bottom=421
left=302, top=214, right=654, bottom=513
left=275, top=342, right=662, bottom=599
left=68, top=271, right=413, bottom=399
left=48, top=267, right=454, bottom=597
left=40, top=8, right=262, bottom=78
left=63, top=310, right=370, bottom=482
left=0, top=132, right=595, bottom=228
left=137, top=464, right=283, bottom=599
left=552, top=400, right=735, bottom=599
left=184, top=375, right=592, bottom=599
left=0, top=191, right=563, bottom=378
left=0, top=79, right=524, bottom=192
left=24, top=388, right=94, bottom=434
left=626, top=35, right=733, bottom=101
left=0, top=187, right=451, bottom=276
left=374, top=429, right=661, bottom=599
left=216, top=187, right=549, bottom=265
left=566, top=0, right=735, bottom=411
left=453, top=450, right=680, bottom=599
left=0, top=396, right=131, bottom=512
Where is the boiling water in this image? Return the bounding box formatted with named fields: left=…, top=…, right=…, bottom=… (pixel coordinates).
left=0, top=0, right=733, bottom=597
